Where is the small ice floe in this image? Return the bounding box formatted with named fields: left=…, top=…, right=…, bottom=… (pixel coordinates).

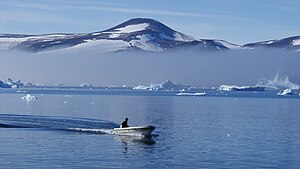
left=133, top=85, right=149, bottom=90
left=90, top=102, right=95, bottom=105
left=21, top=94, right=38, bottom=101
left=277, top=89, right=292, bottom=96
left=176, top=92, right=206, bottom=96
left=218, top=85, right=265, bottom=91
left=17, top=90, right=27, bottom=93
left=64, top=101, right=68, bottom=104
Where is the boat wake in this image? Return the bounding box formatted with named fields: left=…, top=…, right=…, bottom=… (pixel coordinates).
left=66, top=128, right=114, bottom=134
left=0, top=114, right=118, bottom=135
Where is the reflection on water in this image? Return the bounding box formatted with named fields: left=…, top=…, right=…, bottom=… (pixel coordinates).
left=118, top=135, right=156, bottom=145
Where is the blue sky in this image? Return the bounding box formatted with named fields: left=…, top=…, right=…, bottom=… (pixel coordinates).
left=0, top=0, right=299, bottom=44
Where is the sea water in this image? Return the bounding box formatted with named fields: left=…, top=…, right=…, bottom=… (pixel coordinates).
left=0, top=89, right=300, bottom=169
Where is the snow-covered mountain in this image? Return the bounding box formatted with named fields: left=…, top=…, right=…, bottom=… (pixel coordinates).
left=243, top=36, right=300, bottom=51
left=0, top=18, right=230, bottom=53
left=0, top=18, right=299, bottom=53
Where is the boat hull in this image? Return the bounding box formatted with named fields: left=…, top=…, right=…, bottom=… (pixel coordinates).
left=113, top=125, right=155, bottom=136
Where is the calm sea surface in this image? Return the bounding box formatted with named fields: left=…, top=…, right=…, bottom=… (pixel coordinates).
left=0, top=89, right=300, bottom=169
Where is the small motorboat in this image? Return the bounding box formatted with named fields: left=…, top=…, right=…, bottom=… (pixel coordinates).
left=113, top=125, right=155, bottom=137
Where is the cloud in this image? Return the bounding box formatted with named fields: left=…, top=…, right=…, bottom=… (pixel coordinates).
left=0, top=10, right=77, bottom=25
left=264, top=1, right=300, bottom=12
left=64, top=5, right=200, bottom=17
left=8, top=2, right=56, bottom=11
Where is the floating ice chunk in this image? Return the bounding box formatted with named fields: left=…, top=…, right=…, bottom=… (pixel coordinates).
left=11, top=85, right=18, bottom=88
left=133, top=80, right=191, bottom=91
left=133, top=85, right=149, bottom=90
left=218, top=85, right=265, bottom=91
left=277, top=89, right=292, bottom=96
left=79, top=83, right=93, bottom=88
left=219, top=85, right=238, bottom=91
left=194, top=92, right=206, bottom=96
left=17, top=90, right=27, bottom=93
left=21, top=94, right=37, bottom=101
left=292, top=39, right=300, bottom=46
left=176, top=92, right=206, bottom=96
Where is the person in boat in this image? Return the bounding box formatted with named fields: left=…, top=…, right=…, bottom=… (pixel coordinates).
left=121, top=118, right=129, bottom=128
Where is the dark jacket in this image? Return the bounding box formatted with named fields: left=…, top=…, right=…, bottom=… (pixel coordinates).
left=121, top=120, right=129, bottom=128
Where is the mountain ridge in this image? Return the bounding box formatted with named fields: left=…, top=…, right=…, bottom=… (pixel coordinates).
left=0, top=18, right=299, bottom=53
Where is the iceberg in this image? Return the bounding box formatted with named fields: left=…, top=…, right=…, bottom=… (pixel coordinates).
left=6, top=78, right=23, bottom=87
left=21, top=94, right=38, bottom=101
left=133, top=80, right=191, bottom=91
left=176, top=92, right=206, bottom=96
left=0, top=78, right=24, bottom=88
left=133, top=85, right=150, bottom=90
left=0, top=80, right=11, bottom=88
left=277, top=89, right=292, bottom=96
left=257, top=72, right=300, bottom=90
left=79, top=83, right=93, bottom=88
left=218, top=85, right=265, bottom=91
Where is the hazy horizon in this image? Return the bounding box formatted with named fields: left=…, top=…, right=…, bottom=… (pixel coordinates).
left=0, top=48, right=299, bottom=87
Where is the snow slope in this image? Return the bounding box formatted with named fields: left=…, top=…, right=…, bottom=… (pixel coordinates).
left=1, top=18, right=299, bottom=53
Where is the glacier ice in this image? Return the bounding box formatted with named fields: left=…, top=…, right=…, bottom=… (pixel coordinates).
left=21, top=94, right=38, bottom=101
left=218, top=85, right=265, bottom=91
left=0, top=78, right=23, bottom=88
left=176, top=92, right=206, bottom=96
left=257, top=72, right=300, bottom=90
left=133, top=85, right=150, bottom=90
left=277, top=89, right=292, bottom=96
left=133, top=80, right=190, bottom=91
left=292, top=39, right=300, bottom=46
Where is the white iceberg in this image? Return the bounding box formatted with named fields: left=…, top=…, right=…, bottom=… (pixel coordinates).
left=257, top=72, right=300, bottom=90
left=218, top=85, right=265, bottom=91
left=176, top=92, right=206, bottom=96
left=133, top=85, right=150, bottom=90
left=17, top=90, right=27, bottom=93
left=21, top=94, right=38, bottom=101
left=79, top=83, right=93, bottom=88
left=277, top=89, right=292, bottom=96
left=0, top=78, right=25, bottom=88
left=133, top=80, right=191, bottom=91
